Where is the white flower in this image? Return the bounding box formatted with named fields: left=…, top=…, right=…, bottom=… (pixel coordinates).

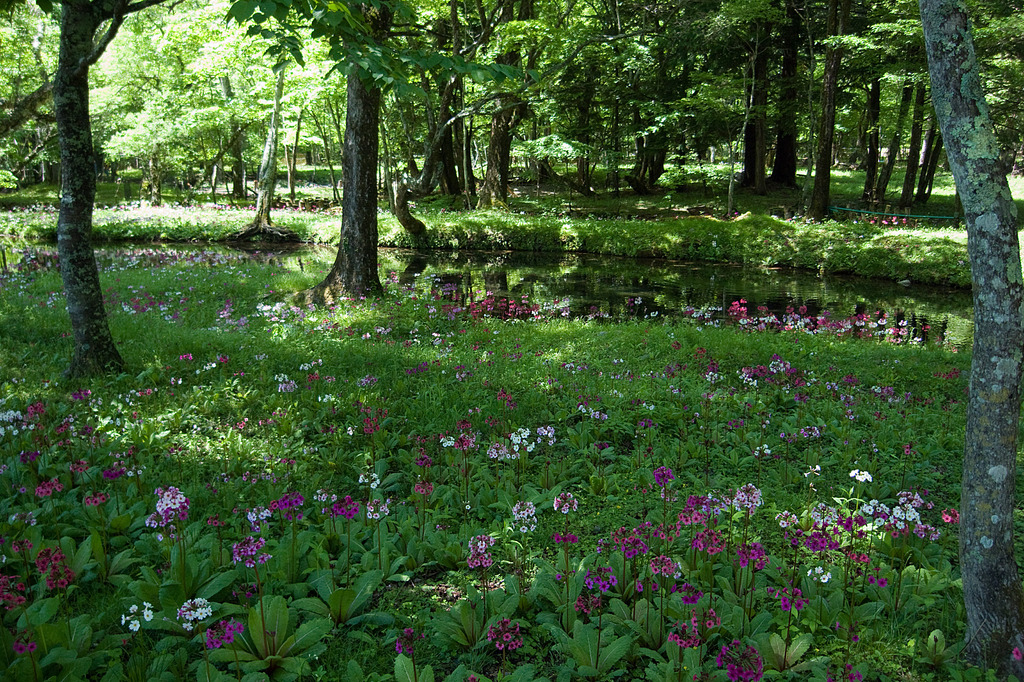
left=849, top=469, right=873, bottom=483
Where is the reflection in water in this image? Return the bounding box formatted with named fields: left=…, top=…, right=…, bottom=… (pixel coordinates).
left=1, top=243, right=974, bottom=346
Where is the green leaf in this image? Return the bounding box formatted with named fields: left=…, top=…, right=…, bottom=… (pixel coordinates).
left=278, top=618, right=332, bottom=656
left=597, top=633, right=633, bottom=672
left=23, top=597, right=60, bottom=627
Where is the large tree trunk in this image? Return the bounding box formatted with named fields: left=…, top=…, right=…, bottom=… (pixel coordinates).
left=741, top=36, right=769, bottom=195
left=304, top=69, right=384, bottom=301
left=861, top=79, right=881, bottom=201
left=898, top=83, right=927, bottom=208
left=147, top=152, right=161, bottom=205
left=806, top=0, right=852, bottom=220
left=921, top=1, right=1024, bottom=678
left=477, top=99, right=514, bottom=208
left=770, top=0, right=800, bottom=188
left=54, top=1, right=123, bottom=377
left=874, top=81, right=913, bottom=202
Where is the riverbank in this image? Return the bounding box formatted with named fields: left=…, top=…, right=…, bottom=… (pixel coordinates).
left=0, top=203, right=974, bottom=287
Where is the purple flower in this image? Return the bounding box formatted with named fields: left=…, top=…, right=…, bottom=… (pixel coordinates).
left=232, top=536, right=271, bottom=568
left=717, top=639, right=764, bottom=681
left=653, top=466, right=674, bottom=487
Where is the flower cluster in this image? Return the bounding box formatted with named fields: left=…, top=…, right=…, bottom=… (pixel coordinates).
left=121, top=602, right=154, bottom=632
left=206, top=619, right=244, bottom=649
left=177, top=597, right=213, bottom=632
left=330, top=495, right=360, bottom=520
left=145, top=486, right=190, bottom=540
left=583, top=566, right=618, bottom=593
left=717, top=639, right=764, bottom=681
left=736, top=542, right=769, bottom=570
left=669, top=607, right=720, bottom=649
left=84, top=492, right=108, bottom=506
left=487, top=618, right=523, bottom=651
left=0, top=574, right=28, bottom=610
left=11, top=631, right=36, bottom=655
left=467, top=534, right=495, bottom=569
left=366, top=498, right=391, bottom=520
left=413, top=480, right=434, bottom=496
left=654, top=466, right=674, bottom=487
left=34, top=478, right=64, bottom=498
left=272, top=491, right=304, bottom=521
left=553, top=491, right=578, bottom=514
left=767, top=585, right=808, bottom=612
left=232, top=536, right=271, bottom=568
left=511, top=501, right=537, bottom=533
left=732, top=484, right=763, bottom=512
left=35, top=547, right=74, bottom=590
left=395, top=627, right=423, bottom=655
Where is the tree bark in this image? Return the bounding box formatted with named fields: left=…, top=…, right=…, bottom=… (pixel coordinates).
left=921, top=1, right=1024, bottom=678
left=54, top=1, right=124, bottom=376
left=770, top=0, right=800, bottom=188
left=303, top=68, right=384, bottom=301
left=875, top=81, right=913, bottom=202
left=915, top=126, right=942, bottom=203
left=898, top=83, right=927, bottom=208
left=741, top=35, right=769, bottom=195
left=861, top=79, right=881, bottom=201
left=235, top=67, right=295, bottom=240
left=287, top=107, right=303, bottom=202
left=477, top=98, right=515, bottom=208
left=805, top=0, right=852, bottom=220
left=147, top=152, right=161, bottom=205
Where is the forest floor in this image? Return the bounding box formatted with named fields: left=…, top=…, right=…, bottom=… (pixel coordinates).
left=0, top=240, right=991, bottom=681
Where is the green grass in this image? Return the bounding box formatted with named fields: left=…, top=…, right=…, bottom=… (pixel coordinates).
left=0, top=243, right=1005, bottom=681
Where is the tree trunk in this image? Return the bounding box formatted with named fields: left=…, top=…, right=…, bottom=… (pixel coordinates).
left=806, top=0, right=852, bottom=220
left=862, top=79, right=881, bottom=201
left=287, top=107, right=303, bottom=202
left=898, top=83, right=927, bottom=208
left=54, top=1, right=123, bottom=376
left=770, top=0, right=800, bottom=188
left=915, top=126, right=942, bottom=203
left=236, top=67, right=295, bottom=240
left=311, top=110, right=340, bottom=202
left=742, top=36, right=768, bottom=194
left=921, top=1, right=1024, bottom=678
left=148, top=152, right=161, bottom=205
left=477, top=99, right=514, bottom=208
left=875, top=81, right=913, bottom=202
left=304, top=69, right=384, bottom=301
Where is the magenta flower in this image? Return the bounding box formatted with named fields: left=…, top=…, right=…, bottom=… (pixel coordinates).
left=206, top=619, right=244, bottom=649
left=395, top=627, right=423, bottom=654
left=331, top=495, right=360, bottom=520
left=232, top=536, right=271, bottom=568
left=487, top=618, right=522, bottom=651
left=717, top=639, right=764, bottom=681
left=467, top=534, right=495, bottom=569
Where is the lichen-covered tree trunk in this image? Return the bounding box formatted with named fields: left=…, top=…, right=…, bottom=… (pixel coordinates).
left=303, top=69, right=383, bottom=301
left=55, top=1, right=124, bottom=377
left=920, top=0, right=1024, bottom=677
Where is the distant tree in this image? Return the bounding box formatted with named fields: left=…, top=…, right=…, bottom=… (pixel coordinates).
left=920, top=0, right=1024, bottom=678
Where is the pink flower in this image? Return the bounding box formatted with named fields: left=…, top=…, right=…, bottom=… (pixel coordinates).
left=1014, top=647, right=1023, bottom=661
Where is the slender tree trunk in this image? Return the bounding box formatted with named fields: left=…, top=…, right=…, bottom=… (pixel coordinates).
left=251, top=67, right=286, bottom=230
left=770, top=0, right=800, bottom=188
left=304, top=68, right=384, bottom=301
left=862, top=79, right=881, bottom=201
left=806, top=0, right=852, bottom=220
left=875, top=81, right=913, bottom=202
left=311, top=110, right=340, bottom=202
left=287, top=108, right=303, bottom=202
left=898, top=83, right=927, bottom=208
left=148, top=152, right=161, bottom=205
left=742, top=35, right=768, bottom=194
left=54, top=1, right=123, bottom=376
left=922, top=1, right=1024, bottom=678
left=915, top=127, right=942, bottom=203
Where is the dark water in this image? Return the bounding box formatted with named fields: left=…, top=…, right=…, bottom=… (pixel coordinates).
left=0, top=242, right=974, bottom=346
left=379, top=248, right=973, bottom=346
